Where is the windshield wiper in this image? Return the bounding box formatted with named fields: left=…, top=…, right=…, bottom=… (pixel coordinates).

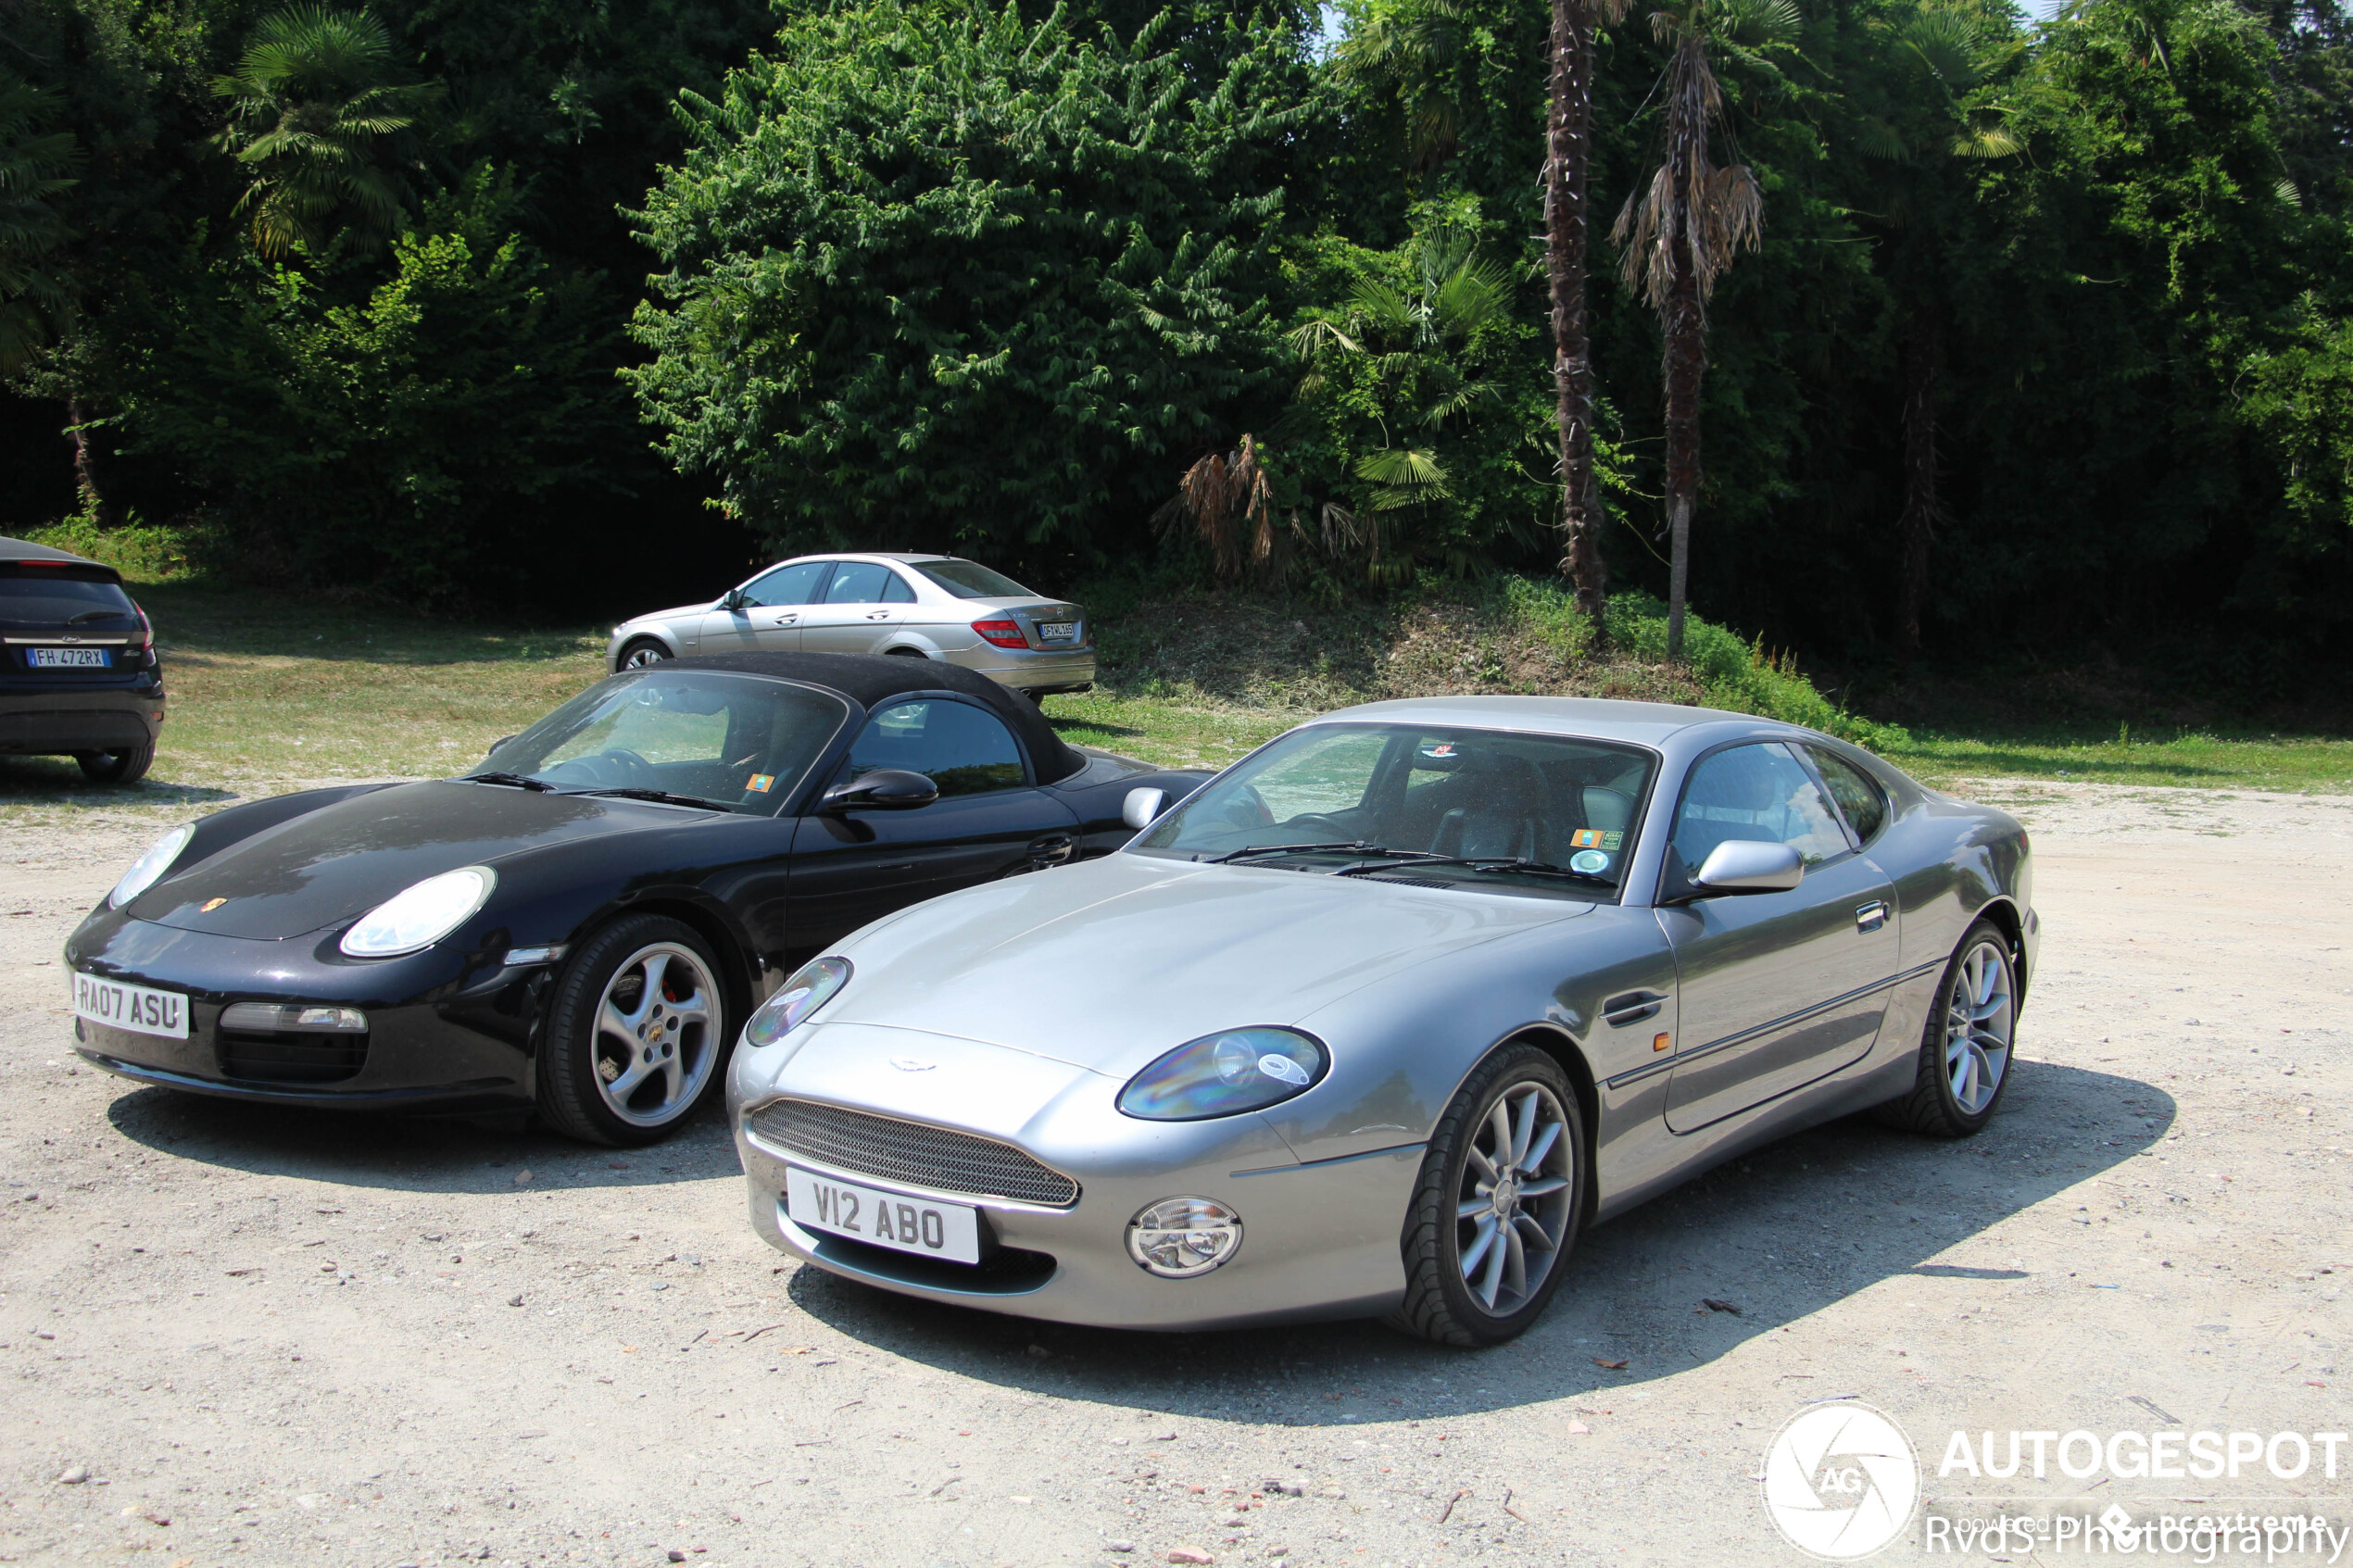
left=574, top=785, right=725, bottom=810
left=1211, top=841, right=1389, bottom=864
left=463, top=771, right=559, bottom=792
left=65, top=608, right=129, bottom=625
left=1336, top=855, right=1616, bottom=886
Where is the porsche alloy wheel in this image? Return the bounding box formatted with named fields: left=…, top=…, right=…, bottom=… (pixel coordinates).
left=539, top=915, right=730, bottom=1145
left=1874, top=917, right=2019, bottom=1137
left=1390, top=1045, right=1585, bottom=1348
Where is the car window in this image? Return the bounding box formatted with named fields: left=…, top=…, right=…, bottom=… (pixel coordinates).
left=1808, top=747, right=1889, bottom=844
left=845, top=698, right=1026, bottom=797
left=912, top=559, right=1036, bottom=599
left=823, top=562, right=894, bottom=604
left=880, top=571, right=917, bottom=604
left=0, top=566, right=137, bottom=626
left=1133, top=721, right=1657, bottom=898
left=1671, top=743, right=1850, bottom=873
left=481, top=671, right=849, bottom=813
left=739, top=561, right=831, bottom=608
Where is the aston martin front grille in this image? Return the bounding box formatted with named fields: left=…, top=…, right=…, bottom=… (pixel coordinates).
left=748, top=1099, right=1080, bottom=1208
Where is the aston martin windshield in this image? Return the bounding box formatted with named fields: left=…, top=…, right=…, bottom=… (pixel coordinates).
left=1132, top=722, right=1655, bottom=893
left=476, top=670, right=849, bottom=813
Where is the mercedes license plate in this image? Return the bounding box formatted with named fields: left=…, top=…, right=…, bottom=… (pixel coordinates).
left=786, top=1166, right=980, bottom=1263
left=29, top=646, right=109, bottom=669
left=71, top=972, right=188, bottom=1039
left=1037, top=621, right=1076, bottom=642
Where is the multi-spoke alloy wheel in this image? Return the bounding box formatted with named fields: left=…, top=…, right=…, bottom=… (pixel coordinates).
left=1944, top=938, right=2014, bottom=1114
left=538, top=915, right=732, bottom=1146
left=619, top=639, right=670, bottom=671
left=1390, top=1045, right=1585, bottom=1347
left=1874, top=916, right=2020, bottom=1137
left=591, top=942, right=720, bottom=1127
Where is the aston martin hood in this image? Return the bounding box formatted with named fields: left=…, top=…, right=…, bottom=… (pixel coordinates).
left=821, top=852, right=1593, bottom=1077
left=126, top=780, right=682, bottom=940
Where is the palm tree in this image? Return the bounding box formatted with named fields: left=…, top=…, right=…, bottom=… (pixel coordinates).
left=1613, top=0, right=1796, bottom=658
left=211, top=5, right=439, bottom=257
left=0, top=71, right=77, bottom=375
left=1547, top=0, right=1631, bottom=630
left=1853, top=4, right=2022, bottom=657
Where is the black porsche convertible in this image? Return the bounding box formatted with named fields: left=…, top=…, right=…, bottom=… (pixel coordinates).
left=64, top=652, right=1206, bottom=1144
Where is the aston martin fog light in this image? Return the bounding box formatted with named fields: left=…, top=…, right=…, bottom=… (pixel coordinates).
left=108, top=823, right=193, bottom=909
left=740, top=956, right=850, bottom=1048
left=338, top=867, right=496, bottom=958
left=1116, top=1028, right=1328, bottom=1120
left=1126, top=1197, right=1242, bottom=1278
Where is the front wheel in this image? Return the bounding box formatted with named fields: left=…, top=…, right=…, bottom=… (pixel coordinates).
left=617, top=638, right=671, bottom=671
left=1387, top=1044, right=1585, bottom=1348
left=1872, top=917, right=2019, bottom=1137
left=535, top=915, right=731, bottom=1146
left=77, top=744, right=154, bottom=784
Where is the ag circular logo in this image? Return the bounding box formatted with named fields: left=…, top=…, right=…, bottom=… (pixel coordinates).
left=1761, top=1401, right=1919, bottom=1560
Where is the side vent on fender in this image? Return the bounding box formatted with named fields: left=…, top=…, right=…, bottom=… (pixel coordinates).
left=1602, top=989, right=1667, bottom=1028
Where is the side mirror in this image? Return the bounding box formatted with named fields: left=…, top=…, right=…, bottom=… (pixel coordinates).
left=819, top=768, right=938, bottom=813
left=721, top=589, right=747, bottom=611
left=1121, top=786, right=1168, bottom=832
left=1691, top=839, right=1805, bottom=896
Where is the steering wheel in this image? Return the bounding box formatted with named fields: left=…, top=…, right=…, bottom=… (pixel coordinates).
left=1224, top=784, right=1276, bottom=828
left=594, top=747, right=653, bottom=785
left=1280, top=813, right=1352, bottom=837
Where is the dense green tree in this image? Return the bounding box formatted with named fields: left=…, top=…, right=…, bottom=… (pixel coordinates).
left=625, top=1, right=1318, bottom=565
left=0, top=74, right=79, bottom=373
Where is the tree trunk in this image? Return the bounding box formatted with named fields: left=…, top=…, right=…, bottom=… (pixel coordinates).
left=1660, top=39, right=1708, bottom=661
left=1895, top=309, right=1940, bottom=660
left=1546, top=0, right=1608, bottom=633
left=66, top=396, right=117, bottom=527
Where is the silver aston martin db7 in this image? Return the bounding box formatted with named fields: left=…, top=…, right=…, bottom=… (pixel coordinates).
left=727, top=696, right=2037, bottom=1345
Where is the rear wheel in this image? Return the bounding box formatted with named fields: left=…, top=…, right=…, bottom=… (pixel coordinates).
left=1388, top=1044, right=1584, bottom=1347
left=76, top=744, right=154, bottom=785
left=617, top=638, right=671, bottom=671
left=1872, top=918, right=2018, bottom=1137
left=536, top=915, right=731, bottom=1146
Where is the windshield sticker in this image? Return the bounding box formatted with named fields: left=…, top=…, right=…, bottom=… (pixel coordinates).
left=1570, top=849, right=1611, bottom=874
left=746, top=773, right=776, bottom=794
left=1601, top=831, right=1624, bottom=850
left=1418, top=742, right=1459, bottom=759
left=1571, top=828, right=1605, bottom=848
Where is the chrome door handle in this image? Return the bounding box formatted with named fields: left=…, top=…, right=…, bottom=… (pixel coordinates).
left=763, top=612, right=796, bottom=624
left=865, top=610, right=890, bottom=621
left=1855, top=900, right=1890, bottom=933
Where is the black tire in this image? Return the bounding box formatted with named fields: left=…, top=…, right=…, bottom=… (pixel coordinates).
left=617, top=638, right=671, bottom=671
left=1871, top=917, right=2020, bottom=1138
left=535, top=914, right=733, bottom=1147
left=76, top=744, right=154, bottom=785
left=1386, top=1044, right=1586, bottom=1348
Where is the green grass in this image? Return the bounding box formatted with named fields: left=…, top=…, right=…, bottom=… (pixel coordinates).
left=4, top=558, right=2346, bottom=843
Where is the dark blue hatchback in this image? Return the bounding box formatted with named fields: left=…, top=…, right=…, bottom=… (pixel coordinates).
left=0, top=534, right=166, bottom=783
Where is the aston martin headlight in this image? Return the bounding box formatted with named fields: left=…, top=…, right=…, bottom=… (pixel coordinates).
left=741, top=956, right=850, bottom=1048
left=107, top=823, right=193, bottom=909
left=1115, top=1027, right=1327, bottom=1121
left=338, top=866, right=496, bottom=958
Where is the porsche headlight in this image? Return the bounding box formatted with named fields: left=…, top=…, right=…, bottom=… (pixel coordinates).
left=1116, top=1027, right=1327, bottom=1121
left=108, top=824, right=194, bottom=909
left=338, top=866, right=496, bottom=958
left=741, top=956, right=850, bottom=1048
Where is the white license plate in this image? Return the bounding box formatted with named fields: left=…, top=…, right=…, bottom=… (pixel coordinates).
left=786, top=1166, right=980, bottom=1264
left=29, top=647, right=109, bottom=669
left=71, top=972, right=188, bottom=1039
left=1037, top=621, right=1076, bottom=642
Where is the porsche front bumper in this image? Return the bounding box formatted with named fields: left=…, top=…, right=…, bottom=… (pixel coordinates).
left=730, top=1022, right=1420, bottom=1330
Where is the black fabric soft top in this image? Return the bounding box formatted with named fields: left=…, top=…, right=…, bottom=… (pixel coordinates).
left=675, top=650, right=1086, bottom=784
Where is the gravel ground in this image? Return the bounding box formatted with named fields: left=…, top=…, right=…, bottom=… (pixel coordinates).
left=0, top=780, right=2347, bottom=1567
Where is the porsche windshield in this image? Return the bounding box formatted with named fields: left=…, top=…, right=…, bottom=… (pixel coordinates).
left=475, top=671, right=849, bottom=813
left=1131, top=722, right=1655, bottom=895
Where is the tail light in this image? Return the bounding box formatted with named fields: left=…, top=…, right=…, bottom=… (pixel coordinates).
left=134, top=604, right=156, bottom=666
left=971, top=617, right=1028, bottom=649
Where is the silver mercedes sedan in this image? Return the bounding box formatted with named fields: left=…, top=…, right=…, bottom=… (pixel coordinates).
left=606, top=553, right=1094, bottom=699
left=726, top=696, right=2037, bottom=1346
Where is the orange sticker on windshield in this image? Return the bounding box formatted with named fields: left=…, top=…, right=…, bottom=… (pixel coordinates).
left=1571, top=828, right=1605, bottom=848
left=746, top=773, right=775, bottom=794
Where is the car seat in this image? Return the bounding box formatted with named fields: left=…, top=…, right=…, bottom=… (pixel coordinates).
left=1428, top=754, right=1543, bottom=860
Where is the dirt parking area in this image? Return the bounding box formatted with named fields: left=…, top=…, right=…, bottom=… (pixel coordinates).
left=0, top=780, right=2347, bottom=1567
